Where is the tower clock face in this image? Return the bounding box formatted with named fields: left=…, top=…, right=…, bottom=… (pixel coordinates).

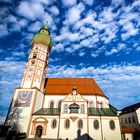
left=15, top=91, right=33, bottom=107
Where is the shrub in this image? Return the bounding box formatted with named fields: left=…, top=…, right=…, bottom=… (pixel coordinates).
left=16, top=132, right=26, bottom=139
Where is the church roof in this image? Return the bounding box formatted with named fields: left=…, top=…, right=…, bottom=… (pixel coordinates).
left=88, top=108, right=117, bottom=116
left=45, top=78, right=107, bottom=98
left=33, top=107, right=116, bottom=116
left=33, top=108, right=59, bottom=116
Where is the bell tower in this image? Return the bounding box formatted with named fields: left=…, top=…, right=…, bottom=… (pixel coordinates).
left=21, top=22, right=52, bottom=92
left=5, top=22, right=52, bottom=135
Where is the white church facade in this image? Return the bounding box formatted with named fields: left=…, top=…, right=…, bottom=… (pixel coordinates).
left=5, top=23, right=122, bottom=140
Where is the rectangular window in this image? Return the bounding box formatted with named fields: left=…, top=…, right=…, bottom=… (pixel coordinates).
left=125, top=118, right=127, bottom=124
left=128, top=117, right=131, bottom=124
left=132, top=116, right=135, bottom=123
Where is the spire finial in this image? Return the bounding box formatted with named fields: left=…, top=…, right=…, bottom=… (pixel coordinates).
left=45, top=21, right=48, bottom=29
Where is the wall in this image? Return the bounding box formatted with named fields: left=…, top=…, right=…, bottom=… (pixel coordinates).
left=101, top=116, right=122, bottom=140
left=120, top=111, right=140, bottom=130
left=33, top=90, right=44, bottom=113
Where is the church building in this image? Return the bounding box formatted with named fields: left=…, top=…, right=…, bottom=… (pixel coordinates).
left=5, top=23, right=122, bottom=140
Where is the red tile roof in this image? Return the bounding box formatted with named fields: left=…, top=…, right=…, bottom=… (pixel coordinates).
left=45, top=78, right=107, bottom=98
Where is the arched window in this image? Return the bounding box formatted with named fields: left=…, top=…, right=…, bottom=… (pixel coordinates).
left=64, top=104, right=68, bottom=113
left=78, top=119, right=83, bottom=129
left=94, top=120, right=99, bottom=129
left=31, top=60, right=35, bottom=65
left=110, top=120, right=115, bottom=130
left=50, top=101, right=54, bottom=109
left=52, top=119, right=57, bottom=129
left=33, top=54, right=37, bottom=59
left=50, top=101, right=54, bottom=113
left=35, top=125, right=43, bottom=138
left=89, top=101, right=94, bottom=108
left=80, top=104, right=85, bottom=113
left=65, top=119, right=70, bottom=129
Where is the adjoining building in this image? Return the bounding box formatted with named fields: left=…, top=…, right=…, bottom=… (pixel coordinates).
left=4, top=23, right=122, bottom=140
left=119, top=102, right=140, bottom=140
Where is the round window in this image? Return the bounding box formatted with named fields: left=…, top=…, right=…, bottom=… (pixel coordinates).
left=94, top=120, right=99, bottom=129
left=52, top=119, right=57, bottom=129
left=65, top=119, right=70, bottom=129
left=110, top=120, right=115, bottom=130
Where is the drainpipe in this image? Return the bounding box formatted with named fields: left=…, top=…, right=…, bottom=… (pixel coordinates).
left=57, top=101, right=61, bottom=140
left=99, top=114, right=103, bottom=140
left=96, top=94, right=103, bottom=140
left=87, top=100, right=89, bottom=139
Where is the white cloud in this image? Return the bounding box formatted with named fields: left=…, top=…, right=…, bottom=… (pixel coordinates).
left=7, top=15, right=17, bottom=23
left=54, top=27, right=80, bottom=43
left=117, top=43, right=126, bottom=50
left=123, top=22, right=136, bottom=32
left=12, top=51, right=25, bottom=57
left=61, top=0, right=77, bottom=7
left=52, top=43, right=64, bottom=52
left=99, top=7, right=115, bottom=22
left=17, top=1, right=44, bottom=20
left=28, top=21, right=42, bottom=32
left=25, top=33, right=34, bottom=41
left=91, top=52, right=99, bottom=58
left=80, top=27, right=94, bottom=37
left=105, top=43, right=127, bottom=56
left=111, top=0, right=125, bottom=7
left=65, top=44, right=81, bottom=53
left=80, top=39, right=90, bottom=46
left=47, top=63, right=140, bottom=109
left=79, top=51, right=85, bottom=57
left=30, top=0, right=53, bottom=5
left=49, top=6, right=59, bottom=16
left=69, top=33, right=80, bottom=42
left=64, top=3, right=85, bottom=24
left=0, top=61, right=25, bottom=89
left=9, top=23, right=21, bottom=32
left=80, top=35, right=99, bottom=48
left=19, top=19, right=29, bottom=28
left=105, top=48, right=118, bottom=56
left=0, top=24, right=9, bottom=37
left=84, top=0, right=94, bottom=6
left=121, top=29, right=138, bottom=40
left=136, top=46, right=140, bottom=51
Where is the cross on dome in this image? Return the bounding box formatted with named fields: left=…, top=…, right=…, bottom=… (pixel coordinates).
left=45, top=21, right=48, bottom=29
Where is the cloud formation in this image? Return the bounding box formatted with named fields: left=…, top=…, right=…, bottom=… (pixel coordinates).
left=17, top=1, right=44, bottom=20
left=1, top=60, right=140, bottom=111
left=0, top=0, right=140, bottom=123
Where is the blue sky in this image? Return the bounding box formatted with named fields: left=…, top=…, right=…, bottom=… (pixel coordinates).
left=0, top=0, right=140, bottom=123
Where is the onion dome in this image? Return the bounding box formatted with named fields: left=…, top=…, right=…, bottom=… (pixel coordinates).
left=32, top=22, right=52, bottom=50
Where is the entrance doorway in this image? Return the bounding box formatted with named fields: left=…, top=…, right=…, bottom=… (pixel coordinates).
left=35, top=125, right=43, bottom=138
